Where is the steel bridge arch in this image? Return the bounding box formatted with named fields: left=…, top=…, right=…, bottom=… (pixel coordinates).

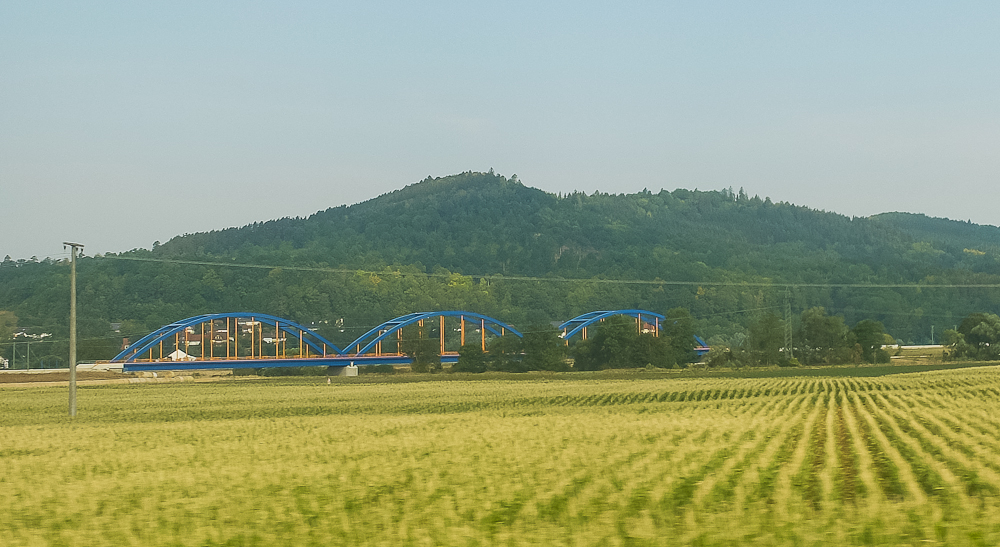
left=558, top=309, right=710, bottom=355
left=111, top=312, right=342, bottom=363
left=345, top=311, right=522, bottom=357
left=558, top=309, right=665, bottom=341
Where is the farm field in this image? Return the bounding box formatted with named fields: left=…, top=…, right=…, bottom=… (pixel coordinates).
left=3, top=368, right=1000, bottom=546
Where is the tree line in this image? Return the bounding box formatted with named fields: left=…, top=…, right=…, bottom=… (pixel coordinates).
left=703, top=307, right=895, bottom=368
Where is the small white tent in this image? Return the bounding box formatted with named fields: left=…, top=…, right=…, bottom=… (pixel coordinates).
left=168, top=349, right=196, bottom=361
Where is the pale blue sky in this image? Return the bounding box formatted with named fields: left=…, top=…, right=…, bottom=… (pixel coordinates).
left=2, top=1, right=998, bottom=259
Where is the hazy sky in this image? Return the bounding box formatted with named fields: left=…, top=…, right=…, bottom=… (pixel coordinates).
left=2, top=1, right=998, bottom=260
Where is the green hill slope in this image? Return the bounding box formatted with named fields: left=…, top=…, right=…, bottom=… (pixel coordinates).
left=872, top=212, right=1000, bottom=253
left=158, top=171, right=999, bottom=284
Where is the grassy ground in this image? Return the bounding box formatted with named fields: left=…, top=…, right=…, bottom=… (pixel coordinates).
left=0, top=370, right=132, bottom=383
left=3, top=367, right=1000, bottom=545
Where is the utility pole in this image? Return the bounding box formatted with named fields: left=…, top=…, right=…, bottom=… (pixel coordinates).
left=64, top=242, right=83, bottom=417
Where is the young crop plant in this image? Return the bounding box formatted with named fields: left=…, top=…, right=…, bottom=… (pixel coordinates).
left=920, top=401, right=1000, bottom=481
left=849, top=393, right=907, bottom=501
left=860, top=394, right=980, bottom=532
left=877, top=392, right=1000, bottom=499
left=748, top=420, right=805, bottom=507
left=703, top=422, right=785, bottom=512
left=658, top=445, right=737, bottom=520
left=791, top=394, right=829, bottom=511
left=860, top=394, right=949, bottom=501
left=833, top=395, right=865, bottom=503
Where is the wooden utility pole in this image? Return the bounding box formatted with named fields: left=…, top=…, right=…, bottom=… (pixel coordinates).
left=64, top=242, right=83, bottom=417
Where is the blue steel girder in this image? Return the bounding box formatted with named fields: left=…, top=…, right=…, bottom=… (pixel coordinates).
left=694, top=335, right=710, bottom=356
left=112, top=314, right=217, bottom=362
left=346, top=311, right=522, bottom=357
left=111, top=312, right=342, bottom=363
left=122, top=353, right=463, bottom=372
left=558, top=309, right=665, bottom=341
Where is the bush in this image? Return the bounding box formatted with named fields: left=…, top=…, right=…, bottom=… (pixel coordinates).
left=704, top=346, right=731, bottom=368
left=521, top=325, right=569, bottom=371
left=454, top=343, right=487, bottom=373
left=875, top=349, right=891, bottom=364
left=400, top=325, right=440, bottom=373
left=570, top=314, right=694, bottom=370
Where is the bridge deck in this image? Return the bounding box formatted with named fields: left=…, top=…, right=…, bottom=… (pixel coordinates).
left=122, top=354, right=458, bottom=372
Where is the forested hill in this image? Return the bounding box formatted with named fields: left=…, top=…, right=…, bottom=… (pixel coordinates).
left=158, top=171, right=1000, bottom=285
left=2, top=171, right=1000, bottom=363
left=871, top=212, right=1000, bottom=254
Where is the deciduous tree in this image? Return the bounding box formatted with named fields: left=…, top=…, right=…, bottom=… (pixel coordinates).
left=851, top=320, right=889, bottom=363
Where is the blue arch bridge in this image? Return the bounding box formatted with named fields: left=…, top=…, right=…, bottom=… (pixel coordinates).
left=109, top=310, right=710, bottom=373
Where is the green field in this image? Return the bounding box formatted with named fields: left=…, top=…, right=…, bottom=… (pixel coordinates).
left=4, top=368, right=1000, bottom=546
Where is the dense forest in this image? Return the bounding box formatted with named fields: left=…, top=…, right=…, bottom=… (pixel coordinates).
left=3, top=171, right=1000, bottom=366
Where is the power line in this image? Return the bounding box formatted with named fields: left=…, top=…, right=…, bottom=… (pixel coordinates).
left=817, top=307, right=977, bottom=320
left=99, top=255, right=1000, bottom=289
left=691, top=306, right=783, bottom=319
